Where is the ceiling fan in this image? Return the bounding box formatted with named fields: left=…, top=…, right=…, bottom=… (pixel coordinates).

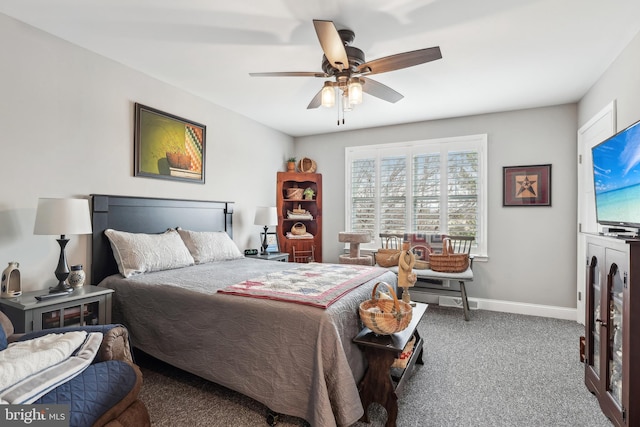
left=250, top=19, right=442, bottom=123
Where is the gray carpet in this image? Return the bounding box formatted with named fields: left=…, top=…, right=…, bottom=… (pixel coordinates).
left=137, top=305, right=612, bottom=426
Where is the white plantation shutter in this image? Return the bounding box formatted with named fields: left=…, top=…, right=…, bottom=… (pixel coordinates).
left=447, top=150, right=479, bottom=236
left=346, top=135, right=487, bottom=255
left=412, top=152, right=441, bottom=233
left=380, top=155, right=407, bottom=233
left=350, top=158, right=376, bottom=237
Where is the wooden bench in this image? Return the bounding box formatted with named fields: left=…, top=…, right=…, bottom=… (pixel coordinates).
left=375, top=233, right=475, bottom=320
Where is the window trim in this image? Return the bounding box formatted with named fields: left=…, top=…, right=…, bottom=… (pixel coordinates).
left=345, top=134, right=488, bottom=257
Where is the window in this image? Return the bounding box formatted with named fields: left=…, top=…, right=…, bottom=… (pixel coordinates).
left=345, top=134, right=487, bottom=256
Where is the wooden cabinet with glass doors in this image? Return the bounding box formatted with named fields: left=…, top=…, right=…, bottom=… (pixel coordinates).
left=584, top=233, right=640, bottom=426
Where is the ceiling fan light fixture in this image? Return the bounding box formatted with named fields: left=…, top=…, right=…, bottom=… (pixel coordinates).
left=342, top=92, right=352, bottom=112
left=249, top=19, right=442, bottom=124
left=321, top=82, right=335, bottom=108
left=348, top=78, right=363, bottom=105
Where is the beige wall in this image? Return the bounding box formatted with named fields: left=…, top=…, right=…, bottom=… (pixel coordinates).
left=0, top=14, right=293, bottom=291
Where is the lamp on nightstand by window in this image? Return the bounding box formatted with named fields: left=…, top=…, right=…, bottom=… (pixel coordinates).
left=254, top=206, right=278, bottom=255
left=34, top=198, right=93, bottom=293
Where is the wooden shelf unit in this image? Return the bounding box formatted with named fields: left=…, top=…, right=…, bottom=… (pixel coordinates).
left=276, top=172, right=322, bottom=263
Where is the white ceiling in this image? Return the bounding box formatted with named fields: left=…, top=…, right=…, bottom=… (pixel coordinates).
left=2, top=0, right=640, bottom=137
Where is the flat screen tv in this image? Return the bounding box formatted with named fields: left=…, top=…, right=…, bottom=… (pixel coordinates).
left=592, top=119, right=640, bottom=232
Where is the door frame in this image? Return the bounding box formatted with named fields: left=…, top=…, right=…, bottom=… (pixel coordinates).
left=576, top=101, right=616, bottom=324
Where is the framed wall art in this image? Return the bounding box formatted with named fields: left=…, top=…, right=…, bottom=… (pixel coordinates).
left=261, top=232, right=279, bottom=253
left=134, top=103, right=206, bottom=183
left=503, top=164, right=551, bottom=207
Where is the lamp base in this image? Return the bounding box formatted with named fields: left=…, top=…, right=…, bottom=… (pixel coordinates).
left=49, top=283, right=73, bottom=293
left=50, top=235, right=72, bottom=294
left=261, top=225, right=269, bottom=255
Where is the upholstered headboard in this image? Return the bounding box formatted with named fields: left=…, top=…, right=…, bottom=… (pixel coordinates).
left=90, top=194, right=234, bottom=284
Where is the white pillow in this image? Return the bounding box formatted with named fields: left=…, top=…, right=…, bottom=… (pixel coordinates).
left=176, top=228, right=243, bottom=264
left=104, top=229, right=194, bottom=278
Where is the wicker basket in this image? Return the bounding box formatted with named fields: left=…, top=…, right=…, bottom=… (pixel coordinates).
left=285, top=188, right=304, bottom=199
left=359, top=282, right=412, bottom=335
left=414, top=259, right=430, bottom=270
left=290, top=222, right=307, bottom=235
left=429, top=238, right=469, bottom=273
left=166, top=152, right=191, bottom=170
left=375, top=248, right=401, bottom=267
left=297, top=157, right=317, bottom=173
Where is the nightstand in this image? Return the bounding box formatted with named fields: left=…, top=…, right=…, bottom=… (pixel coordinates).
left=0, top=285, right=114, bottom=333
left=245, top=252, right=290, bottom=262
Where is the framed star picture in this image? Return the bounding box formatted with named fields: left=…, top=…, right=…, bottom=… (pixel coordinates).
left=503, top=164, right=551, bottom=207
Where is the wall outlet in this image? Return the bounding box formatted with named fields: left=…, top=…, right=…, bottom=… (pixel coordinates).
left=438, top=296, right=478, bottom=310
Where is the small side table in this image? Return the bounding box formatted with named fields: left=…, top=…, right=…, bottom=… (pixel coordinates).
left=354, top=302, right=428, bottom=427
left=0, top=285, right=114, bottom=333
left=245, top=252, right=289, bottom=262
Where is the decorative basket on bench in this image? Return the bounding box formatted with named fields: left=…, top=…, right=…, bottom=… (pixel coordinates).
left=359, top=282, right=412, bottom=335
left=429, top=238, right=469, bottom=273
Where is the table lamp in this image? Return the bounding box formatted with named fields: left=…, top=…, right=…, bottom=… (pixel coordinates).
left=254, top=206, right=278, bottom=255
left=34, top=198, right=93, bottom=293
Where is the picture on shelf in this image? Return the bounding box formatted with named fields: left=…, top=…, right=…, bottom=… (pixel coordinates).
left=261, top=232, right=279, bottom=253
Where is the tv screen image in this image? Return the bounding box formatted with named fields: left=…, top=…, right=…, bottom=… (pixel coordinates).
left=592, top=119, right=640, bottom=229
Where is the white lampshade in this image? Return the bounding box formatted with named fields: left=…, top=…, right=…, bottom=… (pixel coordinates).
left=34, top=198, right=93, bottom=236
left=254, top=206, right=278, bottom=226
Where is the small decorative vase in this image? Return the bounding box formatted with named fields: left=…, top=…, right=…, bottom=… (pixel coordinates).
left=1, top=261, right=22, bottom=298
left=287, top=162, right=296, bottom=172
left=68, top=264, right=86, bottom=288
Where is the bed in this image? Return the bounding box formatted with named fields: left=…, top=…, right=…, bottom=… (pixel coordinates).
left=90, top=194, right=398, bottom=426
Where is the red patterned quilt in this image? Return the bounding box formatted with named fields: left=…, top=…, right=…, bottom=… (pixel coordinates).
left=217, top=263, right=387, bottom=308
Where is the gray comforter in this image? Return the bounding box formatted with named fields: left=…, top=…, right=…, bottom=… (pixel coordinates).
left=100, top=258, right=397, bottom=426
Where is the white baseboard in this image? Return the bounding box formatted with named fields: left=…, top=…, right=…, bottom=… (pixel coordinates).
left=409, top=289, right=578, bottom=321
left=474, top=298, right=577, bottom=321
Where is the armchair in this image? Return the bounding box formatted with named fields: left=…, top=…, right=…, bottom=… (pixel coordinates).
left=0, top=310, right=150, bottom=427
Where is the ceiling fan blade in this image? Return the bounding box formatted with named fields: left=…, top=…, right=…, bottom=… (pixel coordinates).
left=356, top=46, right=442, bottom=75
left=249, top=71, right=327, bottom=77
left=313, top=20, right=349, bottom=71
left=307, top=89, right=322, bottom=109
left=361, top=77, right=404, bottom=103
